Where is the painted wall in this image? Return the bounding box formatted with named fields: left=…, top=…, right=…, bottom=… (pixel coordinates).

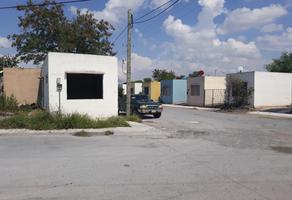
left=228, top=71, right=292, bottom=108
left=160, top=80, right=173, bottom=104
left=172, top=80, right=187, bottom=104
left=150, top=81, right=161, bottom=102
left=143, top=81, right=161, bottom=102
left=204, top=77, right=226, bottom=106
left=3, top=67, right=41, bottom=105
left=187, top=77, right=204, bottom=106
left=42, top=52, right=118, bottom=118
left=254, top=72, right=292, bottom=107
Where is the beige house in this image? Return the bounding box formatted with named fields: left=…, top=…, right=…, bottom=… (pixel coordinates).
left=187, top=76, right=226, bottom=107
left=3, top=67, right=41, bottom=105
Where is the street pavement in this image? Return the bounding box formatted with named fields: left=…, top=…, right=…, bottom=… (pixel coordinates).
left=0, top=107, right=292, bottom=200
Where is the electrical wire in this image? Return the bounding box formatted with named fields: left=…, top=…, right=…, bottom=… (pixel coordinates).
left=112, top=0, right=180, bottom=44
left=135, top=0, right=176, bottom=21
left=134, top=0, right=179, bottom=24
left=112, top=25, right=128, bottom=44
left=0, top=0, right=92, bottom=10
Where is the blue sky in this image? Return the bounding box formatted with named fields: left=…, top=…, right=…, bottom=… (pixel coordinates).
left=0, top=0, right=292, bottom=80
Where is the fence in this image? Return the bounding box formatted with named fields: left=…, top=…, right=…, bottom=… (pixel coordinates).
left=204, top=89, right=225, bottom=107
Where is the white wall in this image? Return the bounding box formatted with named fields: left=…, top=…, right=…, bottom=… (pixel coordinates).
left=134, top=82, right=143, bottom=94
left=254, top=71, right=292, bottom=107
left=42, top=52, right=118, bottom=118
left=228, top=71, right=292, bottom=107
left=122, top=82, right=142, bottom=95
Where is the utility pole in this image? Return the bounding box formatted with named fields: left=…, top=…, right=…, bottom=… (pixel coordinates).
left=126, top=9, right=133, bottom=116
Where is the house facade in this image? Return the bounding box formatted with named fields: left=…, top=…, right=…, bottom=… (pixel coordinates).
left=160, top=79, right=187, bottom=104
left=41, top=52, right=118, bottom=118
left=227, top=71, right=292, bottom=108
left=187, top=76, right=226, bottom=107
left=143, top=81, right=161, bottom=102
left=122, top=82, right=143, bottom=95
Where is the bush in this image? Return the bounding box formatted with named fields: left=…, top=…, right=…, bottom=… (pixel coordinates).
left=0, top=94, right=18, bottom=112
left=0, top=110, right=130, bottom=130
left=225, top=76, right=253, bottom=108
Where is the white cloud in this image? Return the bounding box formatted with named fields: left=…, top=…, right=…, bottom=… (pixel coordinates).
left=0, top=37, right=11, bottom=48
left=160, top=0, right=264, bottom=75
left=70, top=0, right=145, bottom=25
left=257, top=27, right=292, bottom=51
left=218, top=4, right=287, bottom=34
left=198, top=0, right=225, bottom=16
left=260, top=23, right=283, bottom=33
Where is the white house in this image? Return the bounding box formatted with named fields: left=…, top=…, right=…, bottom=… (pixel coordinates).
left=122, top=82, right=143, bottom=95
left=187, top=76, right=226, bottom=107
left=227, top=71, right=292, bottom=108
left=41, top=52, right=118, bottom=118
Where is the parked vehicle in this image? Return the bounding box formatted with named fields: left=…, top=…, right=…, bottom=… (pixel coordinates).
left=131, top=95, right=162, bottom=118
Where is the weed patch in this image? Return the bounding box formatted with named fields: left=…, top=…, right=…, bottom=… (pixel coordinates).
left=0, top=110, right=130, bottom=130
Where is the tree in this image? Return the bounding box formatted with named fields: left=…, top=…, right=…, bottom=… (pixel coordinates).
left=143, top=77, right=152, bottom=83
left=225, top=76, right=253, bottom=107
left=0, top=55, right=19, bottom=70
left=8, top=0, right=115, bottom=65
left=266, top=52, right=292, bottom=73
left=152, top=69, right=176, bottom=81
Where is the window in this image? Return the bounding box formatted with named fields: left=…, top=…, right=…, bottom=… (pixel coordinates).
left=191, top=84, right=200, bottom=96
left=130, top=88, right=134, bottom=94
left=67, top=73, right=103, bottom=99
left=144, top=87, right=149, bottom=95
left=162, top=86, right=170, bottom=96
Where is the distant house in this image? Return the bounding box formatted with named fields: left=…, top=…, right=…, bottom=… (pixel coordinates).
left=143, top=81, right=161, bottom=102
left=41, top=52, right=118, bottom=118
left=227, top=71, right=292, bottom=108
left=187, top=76, right=226, bottom=107
left=3, top=67, right=41, bottom=105
left=122, top=81, right=143, bottom=95
left=160, top=79, right=187, bottom=104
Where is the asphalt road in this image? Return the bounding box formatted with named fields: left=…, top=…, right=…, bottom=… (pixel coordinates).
left=0, top=107, right=292, bottom=200
left=143, top=107, right=292, bottom=150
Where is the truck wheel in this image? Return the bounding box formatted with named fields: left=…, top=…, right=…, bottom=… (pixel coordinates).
left=153, top=113, right=161, bottom=118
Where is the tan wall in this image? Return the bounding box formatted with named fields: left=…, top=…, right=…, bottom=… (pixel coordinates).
left=3, top=68, right=41, bottom=105
left=204, top=77, right=226, bottom=106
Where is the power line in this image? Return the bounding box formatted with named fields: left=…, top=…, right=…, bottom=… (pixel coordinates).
left=112, top=25, right=128, bottom=44
left=135, top=0, right=175, bottom=21
left=134, top=0, right=180, bottom=24
left=112, top=0, right=180, bottom=44
left=0, top=0, right=92, bottom=10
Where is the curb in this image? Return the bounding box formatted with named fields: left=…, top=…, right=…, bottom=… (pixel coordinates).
left=248, top=111, right=292, bottom=119
left=162, top=104, right=220, bottom=111
left=0, top=121, right=157, bottom=136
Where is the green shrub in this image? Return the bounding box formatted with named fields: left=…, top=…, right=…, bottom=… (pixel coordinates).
left=0, top=110, right=130, bottom=130
left=225, top=76, right=253, bottom=108
left=0, top=94, right=18, bottom=112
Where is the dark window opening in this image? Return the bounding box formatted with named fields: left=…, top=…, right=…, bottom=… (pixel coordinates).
left=67, top=73, right=103, bottom=99
left=144, top=87, right=149, bottom=95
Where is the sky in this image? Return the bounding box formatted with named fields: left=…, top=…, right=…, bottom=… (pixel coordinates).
left=0, top=0, right=292, bottom=81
